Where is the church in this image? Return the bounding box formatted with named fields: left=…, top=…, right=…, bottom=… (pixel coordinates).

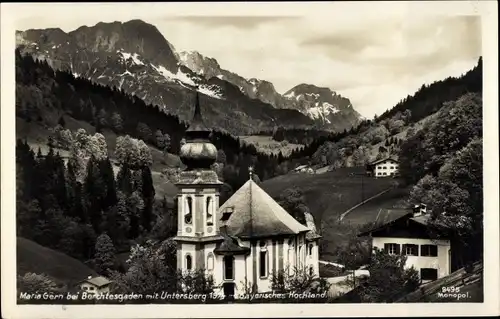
left=172, top=93, right=321, bottom=297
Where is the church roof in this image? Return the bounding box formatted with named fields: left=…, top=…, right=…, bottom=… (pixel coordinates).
left=213, top=226, right=251, bottom=255
left=217, top=177, right=310, bottom=239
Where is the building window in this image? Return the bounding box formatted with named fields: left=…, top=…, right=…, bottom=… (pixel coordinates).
left=207, top=253, right=214, bottom=272
left=383, top=172, right=387, bottom=176
left=259, top=241, right=268, bottom=278
left=206, top=197, right=213, bottom=226
left=224, top=255, right=234, bottom=280
left=83, top=286, right=88, bottom=290
left=89, top=286, right=95, bottom=291
left=308, top=244, right=313, bottom=256
left=186, top=254, right=192, bottom=271
left=377, top=172, right=381, bottom=176
left=420, top=268, right=438, bottom=281
left=403, top=244, right=419, bottom=256
left=421, top=245, right=438, bottom=257
left=384, top=243, right=400, bottom=255
left=185, top=196, right=193, bottom=224
left=309, top=266, right=314, bottom=276
left=259, top=251, right=268, bottom=278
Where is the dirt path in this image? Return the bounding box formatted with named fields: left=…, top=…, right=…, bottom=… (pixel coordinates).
left=339, top=187, right=394, bottom=221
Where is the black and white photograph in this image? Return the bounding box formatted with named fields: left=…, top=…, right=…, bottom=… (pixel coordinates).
left=1, top=1, right=498, bottom=318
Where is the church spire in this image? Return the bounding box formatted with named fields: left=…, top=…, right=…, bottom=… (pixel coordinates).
left=186, top=93, right=210, bottom=137
left=179, top=93, right=218, bottom=170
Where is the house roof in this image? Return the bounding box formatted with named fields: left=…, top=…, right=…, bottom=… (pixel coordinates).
left=80, top=276, right=112, bottom=287
left=357, top=211, right=414, bottom=237
left=217, top=178, right=310, bottom=239
left=369, top=157, right=399, bottom=166
left=357, top=210, right=452, bottom=238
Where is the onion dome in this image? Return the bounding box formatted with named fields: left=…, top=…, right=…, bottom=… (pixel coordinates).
left=180, top=93, right=218, bottom=170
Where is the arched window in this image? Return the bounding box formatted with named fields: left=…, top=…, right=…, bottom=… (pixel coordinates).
left=308, top=244, right=313, bottom=256
left=206, top=197, right=213, bottom=226
left=309, top=265, right=314, bottom=276
left=207, top=253, right=214, bottom=272
left=186, top=254, right=192, bottom=271
left=185, top=196, right=193, bottom=224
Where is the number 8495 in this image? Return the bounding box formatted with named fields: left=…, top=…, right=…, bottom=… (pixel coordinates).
left=441, top=286, right=461, bottom=293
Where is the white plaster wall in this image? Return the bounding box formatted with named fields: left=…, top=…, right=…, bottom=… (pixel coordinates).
left=306, top=242, right=320, bottom=277
left=234, top=256, right=248, bottom=295
left=204, top=244, right=220, bottom=283
left=372, top=237, right=451, bottom=278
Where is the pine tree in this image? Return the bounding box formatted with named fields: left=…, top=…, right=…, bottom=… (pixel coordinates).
left=58, top=115, right=66, bottom=127
left=116, top=162, right=133, bottom=195
left=99, top=158, right=117, bottom=210
left=140, top=166, right=155, bottom=232
left=84, top=156, right=105, bottom=231
left=93, top=233, right=116, bottom=276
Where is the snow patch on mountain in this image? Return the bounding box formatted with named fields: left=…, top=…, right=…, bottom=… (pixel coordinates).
left=198, top=84, right=223, bottom=100
left=151, top=64, right=196, bottom=86
left=118, top=50, right=144, bottom=66
left=306, top=102, right=340, bottom=124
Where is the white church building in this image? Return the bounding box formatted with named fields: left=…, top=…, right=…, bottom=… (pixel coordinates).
left=173, top=94, right=321, bottom=298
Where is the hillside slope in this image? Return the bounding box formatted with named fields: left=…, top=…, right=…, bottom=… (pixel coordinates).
left=17, top=237, right=97, bottom=285
left=261, top=167, right=397, bottom=260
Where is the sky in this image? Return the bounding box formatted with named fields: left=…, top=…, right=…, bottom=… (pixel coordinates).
left=11, top=2, right=482, bottom=118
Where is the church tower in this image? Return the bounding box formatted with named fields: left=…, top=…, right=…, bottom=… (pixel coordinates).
left=173, top=93, right=224, bottom=274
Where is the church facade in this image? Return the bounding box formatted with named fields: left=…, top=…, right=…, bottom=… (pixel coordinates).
left=173, top=94, right=321, bottom=297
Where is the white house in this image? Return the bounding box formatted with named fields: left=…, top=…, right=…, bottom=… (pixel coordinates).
left=358, top=204, right=451, bottom=283
left=173, top=94, right=321, bottom=298
left=78, top=276, right=112, bottom=295
left=367, top=157, right=399, bottom=177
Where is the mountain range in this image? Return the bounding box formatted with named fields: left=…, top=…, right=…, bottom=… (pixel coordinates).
left=15, top=19, right=362, bottom=134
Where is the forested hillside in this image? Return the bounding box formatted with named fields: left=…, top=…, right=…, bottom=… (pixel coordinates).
left=401, top=92, right=483, bottom=268
left=304, top=57, right=482, bottom=168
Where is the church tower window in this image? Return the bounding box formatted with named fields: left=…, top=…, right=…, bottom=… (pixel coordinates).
left=186, top=254, right=192, bottom=271
left=206, top=197, right=213, bottom=226
left=185, top=196, right=193, bottom=224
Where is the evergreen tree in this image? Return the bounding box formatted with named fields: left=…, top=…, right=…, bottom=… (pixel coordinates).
left=83, top=156, right=105, bottom=231
left=116, top=161, right=133, bottom=195
left=93, top=233, right=116, bottom=276
left=58, top=115, right=66, bottom=127
left=140, top=166, right=155, bottom=232
left=99, top=158, right=118, bottom=210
